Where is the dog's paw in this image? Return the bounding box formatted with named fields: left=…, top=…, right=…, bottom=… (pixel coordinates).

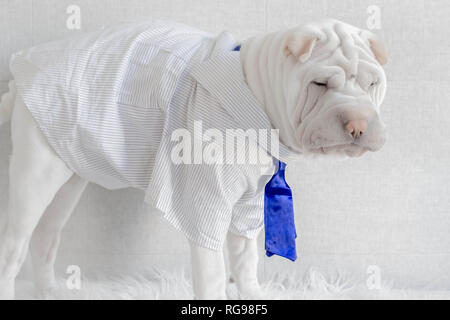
left=34, top=278, right=59, bottom=300
left=238, top=284, right=266, bottom=300
left=35, top=285, right=59, bottom=300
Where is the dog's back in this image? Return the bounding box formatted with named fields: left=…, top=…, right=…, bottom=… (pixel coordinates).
left=9, top=21, right=213, bottom=190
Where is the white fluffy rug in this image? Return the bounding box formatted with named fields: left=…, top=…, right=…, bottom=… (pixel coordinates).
left=15, top=268, right=450, bottom=300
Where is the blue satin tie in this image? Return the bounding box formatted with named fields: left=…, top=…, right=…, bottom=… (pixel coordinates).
left=233, top=45, right=297, bottom=261
left=264, top=160, right=297, bottom=261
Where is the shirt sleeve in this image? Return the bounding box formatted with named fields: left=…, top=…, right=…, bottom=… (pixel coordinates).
left=146, top=144, right=250, bottom=251
left=228, top=165, right=270, bottom=239
left=229, top=192, right=265, bottom=239
left=179, top=162, right=249, bottom=249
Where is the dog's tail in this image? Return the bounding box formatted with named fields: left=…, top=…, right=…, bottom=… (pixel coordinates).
left=0, top=80, right=16, bottom=127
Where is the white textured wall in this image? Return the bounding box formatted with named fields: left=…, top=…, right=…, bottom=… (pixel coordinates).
left=1, top=0, right=449, bottom=291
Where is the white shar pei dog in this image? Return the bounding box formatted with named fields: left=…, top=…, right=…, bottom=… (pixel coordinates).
left=0, top=19, right=388, bottom=300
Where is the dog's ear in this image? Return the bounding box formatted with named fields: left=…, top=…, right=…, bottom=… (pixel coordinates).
left=363, top=31, right=389, bottom=66
left=369, top=36, right=389, bottom=66
left=284, top=33, right=319, bottom=63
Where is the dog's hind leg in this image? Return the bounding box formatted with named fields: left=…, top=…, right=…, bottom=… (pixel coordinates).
left=0, top=97, right=73, bottom=299
left=30, top=173, right=88, bottom=296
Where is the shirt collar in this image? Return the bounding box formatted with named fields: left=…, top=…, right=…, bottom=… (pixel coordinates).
left=189, top=51, right=300, bottom=163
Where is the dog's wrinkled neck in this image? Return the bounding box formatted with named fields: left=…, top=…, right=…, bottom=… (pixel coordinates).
left=240, top=31, right=302, bottom=152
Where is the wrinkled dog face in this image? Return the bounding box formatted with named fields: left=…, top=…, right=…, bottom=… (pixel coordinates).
left=284, top=20, right=388, bottom=158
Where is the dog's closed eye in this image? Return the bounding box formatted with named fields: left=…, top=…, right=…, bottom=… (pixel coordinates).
left=313, top=81, right=327, bottom=87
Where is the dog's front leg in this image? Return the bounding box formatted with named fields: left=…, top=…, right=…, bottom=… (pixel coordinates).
left=227, top=232, right=262, bottom=299
left=189, top=242, right=227, bottom=300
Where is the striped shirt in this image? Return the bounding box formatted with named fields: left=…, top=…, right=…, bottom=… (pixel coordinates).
left=10, top=20, right=299, bottom=250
